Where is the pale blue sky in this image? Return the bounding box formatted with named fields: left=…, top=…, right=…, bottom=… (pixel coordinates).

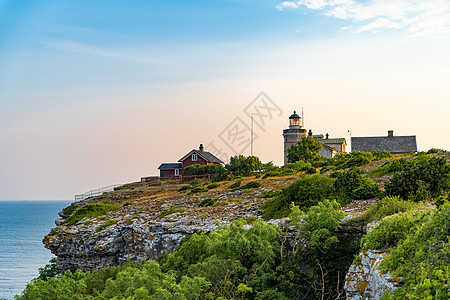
left=1, top=0, right=449, bottom=200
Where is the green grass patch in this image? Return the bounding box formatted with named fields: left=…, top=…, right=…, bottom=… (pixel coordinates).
left=62, top=203, right=78, bottom=216
left=156, top=208, right=187, bottom=219
left=63, top=203, right=121, bottom=226
left=96, top=219, right=119, bottom=232
left=257, top=190, right=281, bottom=198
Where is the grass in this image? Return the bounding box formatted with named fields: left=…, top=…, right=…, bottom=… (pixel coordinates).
left=156, top=208, right=187, bottom=219
left=63, top=203, right=121, bottom=226
left=96, top=220, right=119, bottom=232
left=62, top=203, right=78, bottom=216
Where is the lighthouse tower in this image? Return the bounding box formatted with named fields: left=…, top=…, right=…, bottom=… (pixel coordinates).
left=283, top=111, right=307, bottom=165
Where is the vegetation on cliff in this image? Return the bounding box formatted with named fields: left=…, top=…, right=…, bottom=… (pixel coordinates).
left=18, top=151, right=450, bottom=299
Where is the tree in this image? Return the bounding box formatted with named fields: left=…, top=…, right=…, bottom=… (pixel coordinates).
left=287, top=137, right=323, bottom=163
left=226, top=155, right=263, bottom=176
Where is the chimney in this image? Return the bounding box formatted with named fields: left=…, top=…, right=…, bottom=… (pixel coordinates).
left=199, top=144, right=204, bottom=152
left=326, top=133, right=329, bottom=139
left=388, top=130, right=393, bottom=137
left=308, top=129, right=313, bottom=137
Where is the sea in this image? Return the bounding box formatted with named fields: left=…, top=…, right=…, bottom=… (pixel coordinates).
left=0, top=200, right=72, bottom=300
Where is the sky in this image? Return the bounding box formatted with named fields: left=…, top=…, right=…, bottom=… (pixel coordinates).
left=1, top=0, right=449, bottom=200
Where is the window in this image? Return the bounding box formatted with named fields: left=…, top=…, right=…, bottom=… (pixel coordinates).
left=175, top=169, right=179, bottom=176
left=192, top=154, right=198, bottom=161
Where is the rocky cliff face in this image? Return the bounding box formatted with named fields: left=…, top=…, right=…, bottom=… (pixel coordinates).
left=44, top=178, right=297, bottom=272
left=344, top=250, right=403, bottom=300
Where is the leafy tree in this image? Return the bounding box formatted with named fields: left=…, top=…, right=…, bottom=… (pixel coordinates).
left=262, top=175, right=337, bottom=219
left=334, top=169, right=380, bottom=200
left=226, top=155, right=263, bottom=176
left=287, top=137, right=323, bottom=163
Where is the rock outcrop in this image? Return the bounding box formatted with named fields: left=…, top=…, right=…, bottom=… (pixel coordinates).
left=344, top=250, right=403, bottom=300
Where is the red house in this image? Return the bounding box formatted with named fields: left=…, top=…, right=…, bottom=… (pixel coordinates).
left=157, top=144, right=224, bottom=179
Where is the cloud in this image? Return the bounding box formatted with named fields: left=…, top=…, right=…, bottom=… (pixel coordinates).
left=277, top=0, right=450, bottom=37
left=40, top=39, right=160, bottom=64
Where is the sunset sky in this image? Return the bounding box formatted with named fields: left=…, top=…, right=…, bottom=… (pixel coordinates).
left=1, top=0, right=449, bottom=200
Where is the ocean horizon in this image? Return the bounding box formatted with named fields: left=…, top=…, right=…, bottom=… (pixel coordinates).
left=0, top=200, right=72, bottom=299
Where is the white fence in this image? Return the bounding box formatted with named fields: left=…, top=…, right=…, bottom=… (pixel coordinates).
left=74, top=184, right=122, bottom=201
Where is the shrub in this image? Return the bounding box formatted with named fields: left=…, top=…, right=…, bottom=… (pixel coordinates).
left=262, top=175, right=336, bottom=220
left=62, top=203, right=78, bottom=216
left=177, top=185, right=191, bottom=192
left=385, top=156, right=450, bottom=200
left=226, top=155, right=263, bottom=176
left=372, top=150, right=392, bottom=160
left=188, top=185, right=208, bottom=194
left=228, top=179, right=242, bottom=190
left=240, top=181, right=261, bottom=189
left=378, top=203, right=450, bottom=299
left=198, top=198, right=216, bottom=207
left=334, top=170, right=380, bottom=200
left=257, top=190, right=281, bottom=198
left=360, top=210, right=426, bottom=251
left=63, top=203, right=121, bottom=226
left=206, top=183, right=220, bottom=190
left=184, top=164, right=224, bottom=176
left=328, top=151, right=374, bottom=169
left=37, top=257, right=58, bottom=280
left=359, top=196, right=419, bottom=223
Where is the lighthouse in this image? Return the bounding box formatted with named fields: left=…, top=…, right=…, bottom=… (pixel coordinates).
left=283, top=111, right=307, bottom=165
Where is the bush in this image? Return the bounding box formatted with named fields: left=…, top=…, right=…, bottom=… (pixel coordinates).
left=378, top=203, right=450, bottom=299
left=359, top=196, right=419, bottom=223
left=206, top=183, right=220, bottom=190
left=257, top=190, right=281, bottom=198
left=226, top=155, right=263, bottom=176
left=177, top=185, right=191, bottom=192
left=63, top=203, right=121, bottom=226
left=360, top=210, right=426, bottom=251
left=327, top=151, right=374, bottom=169
left=262, top=175, right=336, bottom=219
left=385, top=156, right=450, bottom=201
left=240, top=181, right=261, bottom=189
left=228, top=179, right=242, bottom=190
left=198, top=198, right=216, bottom=207
left=334, top=170, right=380, bottom=200
left=184, top=164, right=224, bottom=176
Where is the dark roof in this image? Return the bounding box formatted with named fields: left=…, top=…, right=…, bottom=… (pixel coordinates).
left=351, top=136, right=417, bottom=153
left=178, top=150, right=224, bottom=164
left=320, top=143, right=336, bottom=153
left=289, top=111, right=300, bottom=119
left=158, top=163, right=182, bottom=170
left=321, top=138, right=346, bottom=145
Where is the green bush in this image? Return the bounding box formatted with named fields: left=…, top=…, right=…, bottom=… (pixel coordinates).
left=62, top=203, right=78, bottom=216
left=226, top=155, right=263, bottom=176
left=228, top=179, right=242, bottom=190
left=378, top=203, right=450, bottom=299
left=177, top=185, right=191, bottom=192
left=63, top=203, right=121, bottom=226
left=257, top=190, right=281, bottom=198
left=334, top=170, right=380, bottom=200
left=327, top=151, right=374, bottom=169
left=240, top=181, right=261, bottom=189
left=183, top=164, right=224, bottom=176
left=360, top=210, right=426, bottom=251
left=385, top=156, right=450, bottom=201
left=359, top=196, right=419, bottom=223
left=206, top=183, right=220, bottom=190
left=198, top=198, right=216, bottom=207
left=262, top=175, right=336, bottom=220
left=37, top=257, right=58, bottom=281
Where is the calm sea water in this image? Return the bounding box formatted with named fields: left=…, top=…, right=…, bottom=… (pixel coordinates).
left=0, top=201, right=72, bottom=299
